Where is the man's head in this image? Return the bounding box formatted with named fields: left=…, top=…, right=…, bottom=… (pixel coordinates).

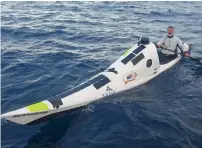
left=167, top=26, right=174, bottom=36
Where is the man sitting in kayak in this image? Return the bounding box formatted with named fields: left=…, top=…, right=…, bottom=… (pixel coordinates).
left=156, top=26, right=189, bottom=63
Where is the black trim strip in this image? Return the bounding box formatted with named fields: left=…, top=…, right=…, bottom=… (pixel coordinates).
left=131, top=53, right=145, bottom=65
left=106, top=68, right=118, bottom=74
left=88, top=74, right=106, bottom=84
left=68, top=82, right=91, bottom=95
left=49, top=99, right=63, bottom=109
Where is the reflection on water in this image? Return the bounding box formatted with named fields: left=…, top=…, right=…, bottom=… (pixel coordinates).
left=24, top=108, right=83, bottom=148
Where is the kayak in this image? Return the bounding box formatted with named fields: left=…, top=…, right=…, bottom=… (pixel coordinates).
left=1, top=38, right=190, bottom=125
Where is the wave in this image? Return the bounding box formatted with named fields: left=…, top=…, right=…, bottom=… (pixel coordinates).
left=150, top=10, right=198, bottom=17
left=1, top=26, right=71, bottom=39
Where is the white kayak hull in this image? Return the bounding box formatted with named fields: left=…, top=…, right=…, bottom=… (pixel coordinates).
left=1, top=41, right=189, bottom=125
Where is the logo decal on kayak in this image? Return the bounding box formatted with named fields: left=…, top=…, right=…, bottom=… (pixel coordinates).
left=106, top=86, right=113, bottom=91
left=49, top=99, right=63, bottom=109
left=13, top=111, right=48, bottom=118
left=123, top=71, right=137, bottom=84
left=153, top=68, right=158, bottom=74
left=103, top=86, right=115, bottom=97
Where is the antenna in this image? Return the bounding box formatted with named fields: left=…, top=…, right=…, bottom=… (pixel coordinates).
left=139, top=34, right=142, bottom=41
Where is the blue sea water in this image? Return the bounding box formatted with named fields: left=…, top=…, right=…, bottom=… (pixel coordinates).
left=1, top=1, right=202, bottom=148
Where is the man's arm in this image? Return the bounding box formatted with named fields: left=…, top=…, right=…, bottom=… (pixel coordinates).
left=177, top=37, right=185, bottom=52
left=157, top=36, right=166, bottom=47
left=177, top=37, right=190, bottom=56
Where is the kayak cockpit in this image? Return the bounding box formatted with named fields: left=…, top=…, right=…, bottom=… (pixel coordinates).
left=158, top=51, right=178, bottom=64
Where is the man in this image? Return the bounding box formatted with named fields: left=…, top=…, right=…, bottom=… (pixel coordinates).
left=157, top=26, right=189, bottom=58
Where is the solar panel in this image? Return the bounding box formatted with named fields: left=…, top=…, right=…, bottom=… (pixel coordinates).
left=121, top=53, right=136, bottom=65
left=131, top=53, right=145, bottom=65
left=93, top=77, right=111, bottom=89
left=48, top=74, right=111, bottom=99
left=133, top=45, right=145, bottom=54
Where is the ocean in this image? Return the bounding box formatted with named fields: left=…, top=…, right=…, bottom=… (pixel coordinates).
left=1, top=1, right=202, bottom=148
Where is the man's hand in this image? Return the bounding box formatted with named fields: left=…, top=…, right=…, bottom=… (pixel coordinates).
left=157, top=45, right=161, bottom=48
left=184, top=52, right=190, bottom=57
left=156, top=43, right=161, bottom=48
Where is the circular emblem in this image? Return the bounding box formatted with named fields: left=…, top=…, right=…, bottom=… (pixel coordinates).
left=146, top=59, right=152, bottom=67
left=123, top=71, right=137, bottom=84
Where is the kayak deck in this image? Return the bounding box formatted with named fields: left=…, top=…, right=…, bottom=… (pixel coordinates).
left=158, top=51, right=178, bottom=65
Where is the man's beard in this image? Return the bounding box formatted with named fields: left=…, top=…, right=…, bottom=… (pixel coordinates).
left=168, top=33, right=174, bottom=37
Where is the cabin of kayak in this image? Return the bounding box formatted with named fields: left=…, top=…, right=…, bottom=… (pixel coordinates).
left=1, top=37, right=182, bottom=125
